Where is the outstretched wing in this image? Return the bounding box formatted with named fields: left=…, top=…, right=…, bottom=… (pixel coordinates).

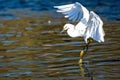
left=54, top=2, right=89, bottom=22
left=84, top=11, right=105, bottom=43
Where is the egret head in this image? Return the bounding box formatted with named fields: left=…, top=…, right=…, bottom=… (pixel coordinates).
left=61, top=23, right=74, bottom=33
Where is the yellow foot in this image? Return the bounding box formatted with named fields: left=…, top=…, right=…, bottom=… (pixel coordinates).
left=79, top=58, right=83, bottom=64
left=88, top=38, right=93, bottom=43
left=80, top=50, right=84, bottom=57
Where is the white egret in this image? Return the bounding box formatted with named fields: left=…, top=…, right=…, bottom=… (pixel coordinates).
left=54, top=2, right=105, bottom=63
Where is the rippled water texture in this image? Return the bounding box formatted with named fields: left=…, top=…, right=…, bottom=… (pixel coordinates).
left=0, top=0, right=120, bottom=80
left=0, top=14, right=119, bottom=80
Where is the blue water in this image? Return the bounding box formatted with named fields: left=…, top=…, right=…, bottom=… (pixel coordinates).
left=0, top=0, right=120, bottom=21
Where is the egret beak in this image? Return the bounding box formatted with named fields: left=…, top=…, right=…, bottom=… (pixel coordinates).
left=60, top=29, right=64, bottom=33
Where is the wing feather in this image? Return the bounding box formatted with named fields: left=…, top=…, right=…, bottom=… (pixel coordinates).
left=54, top=2, right=89, bottom=22
left=84, top=11, right=105, bottom=43
left=54, top=2, right=105, bottom=43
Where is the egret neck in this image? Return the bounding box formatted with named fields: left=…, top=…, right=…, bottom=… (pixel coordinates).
left=65, top=24, right=82, bottom=38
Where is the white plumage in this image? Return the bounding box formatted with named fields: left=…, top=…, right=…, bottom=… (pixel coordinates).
left=54, top=2, right=105, bottom=43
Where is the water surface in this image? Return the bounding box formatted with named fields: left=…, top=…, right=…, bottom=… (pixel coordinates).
left=0, top=14, right=119, bottom=80
left=0, top=0, right=120, bottom=80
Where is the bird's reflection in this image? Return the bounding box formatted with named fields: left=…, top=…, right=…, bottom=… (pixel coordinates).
left=79, top=62, right=94, bottom=80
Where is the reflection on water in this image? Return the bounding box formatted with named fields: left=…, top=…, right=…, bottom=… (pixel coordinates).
left=0, top=12, right=120, bottom=80
left=79, top=63, right=94, bottom=80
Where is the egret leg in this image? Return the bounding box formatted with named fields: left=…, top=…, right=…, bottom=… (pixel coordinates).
left=85, top=42, right=90, bottom=52
left=79, top=39, right=92, bottom=64
left=84, top=38, right=93, bottom=52
left=79, top=50, right=85, bottom=63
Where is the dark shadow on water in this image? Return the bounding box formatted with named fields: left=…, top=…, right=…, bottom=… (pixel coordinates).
left=92, top=59, right=120, bottom=64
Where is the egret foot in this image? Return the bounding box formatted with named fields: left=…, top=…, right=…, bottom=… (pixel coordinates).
left=79, top=50, right=85, bottom=64
left=80, top=50, right=84, bottom=57
left=79, top=58, right=83, bottom=64
left=88, top=38, right=93, bottom=43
